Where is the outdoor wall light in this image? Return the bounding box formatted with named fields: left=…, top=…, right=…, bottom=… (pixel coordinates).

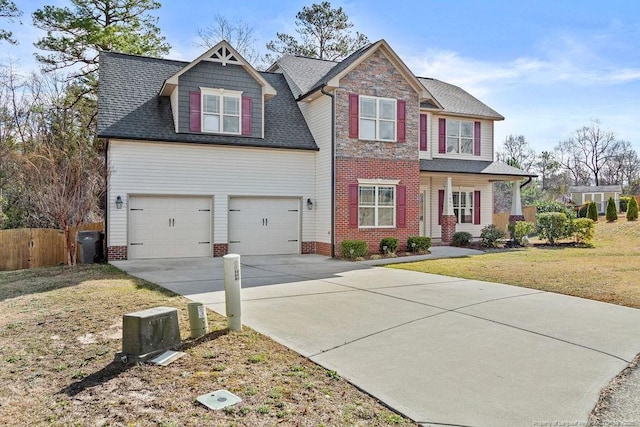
left=115, top=195, right=123, bottom=209
left=307, top=198, right=313, bottom=210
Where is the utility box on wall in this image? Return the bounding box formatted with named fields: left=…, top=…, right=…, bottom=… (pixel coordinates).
left=117, top=306, right=181, bottom=363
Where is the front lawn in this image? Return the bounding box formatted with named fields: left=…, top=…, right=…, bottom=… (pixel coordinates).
left=0, top=265, right=413, bottom=426
left=390, top=217, right=640, bottom=308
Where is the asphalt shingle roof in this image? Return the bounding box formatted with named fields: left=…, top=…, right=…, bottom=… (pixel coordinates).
left=273, top=43, right=504, bottom=120
left=98, top=51, right=318, bottom=151
left=418, top=78, right=504, bottom=120
left=420, top=158, right=536, bottom=177
left=569, top=185, right=622, bottom=193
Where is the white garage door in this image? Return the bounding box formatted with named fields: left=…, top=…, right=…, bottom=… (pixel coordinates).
left=228, top=197, right=300, bottom=255
left=128, top=196, right=212, bottom=259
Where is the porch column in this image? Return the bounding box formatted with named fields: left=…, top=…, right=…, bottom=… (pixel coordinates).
left=508, top=181, right=525, bottom=233
left=442, top=177, right=457, bottom=244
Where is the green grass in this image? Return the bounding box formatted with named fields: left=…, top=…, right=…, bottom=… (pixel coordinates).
left=390, top=217, right=640, bottom=308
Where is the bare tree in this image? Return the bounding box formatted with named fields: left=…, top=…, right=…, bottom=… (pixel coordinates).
left=496, top=135, right=536, bottom=171
left=196, top=14, right=262, bottom=66
left=555, top=120, right=619, bottom=186
left=601, top=140, right=639, bottom=189
left=24, top=143, right=105, bottom=265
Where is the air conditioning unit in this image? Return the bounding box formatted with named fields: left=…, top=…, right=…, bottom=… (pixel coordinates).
left=116, top=306, right=181, bottom=363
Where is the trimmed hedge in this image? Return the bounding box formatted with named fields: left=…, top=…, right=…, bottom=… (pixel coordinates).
left=379, top=237, right=399, bottom=254
left=340, top=240, right=368, bottom=259
left=536, top=212, right=569, bottom=245
left=512, top=221, right=534, bottom=246
left=573, top=218, right=595, bottom=245
left=480, top=224, right=505, bottom=248
left=451, top=231, right=472, bottom=247
left=407, top=236, right=431, bottom=252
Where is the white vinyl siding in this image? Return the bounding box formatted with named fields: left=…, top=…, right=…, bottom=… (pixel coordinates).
left=298, top=95, right=332, bottom=244
left=419, top=174, right=493, bottom=239
left=428, top=114, right=495, bottom=162
left=107, top=140, right=315, bottom=249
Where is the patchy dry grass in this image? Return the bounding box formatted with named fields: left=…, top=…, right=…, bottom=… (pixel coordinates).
left=0, top=264, right=414, bottom=426
left=390, top=217, right=640, bottom=308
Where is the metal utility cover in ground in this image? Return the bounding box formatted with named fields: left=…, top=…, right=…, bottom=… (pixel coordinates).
left=197, top=390, right=242, bottom=410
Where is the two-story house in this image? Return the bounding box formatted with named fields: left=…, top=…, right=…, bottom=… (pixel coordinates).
left=98, top=40, right=533, bottom=260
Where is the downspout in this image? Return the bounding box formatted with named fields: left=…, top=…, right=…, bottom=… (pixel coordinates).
left=104, top=139, right=109, bottom=262
left=321, top=85, right=336, bottom=257
left=520, top=176, right=532, bottom=189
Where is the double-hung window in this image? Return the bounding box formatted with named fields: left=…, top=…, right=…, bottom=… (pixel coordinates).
left=201, top=88, right=241, bottom=134
left=452, top=190, right=474, bottom=223
left=359, top=185, right=395, bottom=227
left=446, top=120, right=474, bottom=154
left=359, top=96, right=396, bottom=141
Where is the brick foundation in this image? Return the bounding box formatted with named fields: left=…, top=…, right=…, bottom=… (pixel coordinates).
left=107, top=245, right=127, bottom=261
left=315, top=242, right=332, bottom=257
left=213, top=243, right=228, bottom=257
left=441, top=215, right=457, bottom=244
left=302, top=241, right=316, bottom=254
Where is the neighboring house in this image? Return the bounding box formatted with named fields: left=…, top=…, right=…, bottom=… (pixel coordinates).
left=98, top=39, right=534, bottom=260
left=569, top=185, right=622, bottom=213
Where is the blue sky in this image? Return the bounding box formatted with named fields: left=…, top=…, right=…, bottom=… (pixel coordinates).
left=4, top=0, right=640, bottom=153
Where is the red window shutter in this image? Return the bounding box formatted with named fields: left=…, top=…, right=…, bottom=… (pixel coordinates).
left=348, top=184, right=359, bottom=228
left=397, top=100, right=406, bottom=142
left=438, top=118, right=446, bottom=153
left=438, top=189, right=444, bottom=225
left=474, top=190, right=481, bottom=224
left=349, top=93, right=359, bottom=139
left=396, top=185, right=407, bottom=228
left=189, top=91, right=201, bottom=132
left=242, top=96, right=252, bottom=136
left=419, top=114, right=427, bottom=151
left=474, top=121, right=481, bottom=156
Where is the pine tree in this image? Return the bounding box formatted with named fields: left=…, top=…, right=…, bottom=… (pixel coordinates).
left=627, top=197, right=639, bottom=221
left=587, top=201, right=599, bottom=222
left=605, top=197, right=618, bottom=222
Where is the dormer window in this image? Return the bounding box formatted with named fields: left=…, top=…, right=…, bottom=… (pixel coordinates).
left=201, top=88, right=242, bottom=134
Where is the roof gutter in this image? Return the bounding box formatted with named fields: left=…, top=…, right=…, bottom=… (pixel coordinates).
left=520, top=176, right=533, bottom=189
left=321, top=84, right=336, bottom=257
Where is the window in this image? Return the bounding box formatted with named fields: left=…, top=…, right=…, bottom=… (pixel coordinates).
left=359, top=185, right=395, bottom=227
left=201, top=89, right=241, bottom=134
left=452, top=190, right=474, bottom=223
left=446, top=120, right=474, bottom=154
left=359, top=96, right=396, bottom=141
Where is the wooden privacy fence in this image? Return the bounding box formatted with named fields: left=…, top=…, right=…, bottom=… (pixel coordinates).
left=492, top=206, right=537, bottom=234
left=0, top=222, right=104, bottom=271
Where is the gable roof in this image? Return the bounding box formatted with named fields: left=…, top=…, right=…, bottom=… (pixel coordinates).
left=271, top=55, right=337, bottom=99
left=159, top=40, right=276, bottom=98
left=569, top=185, right=622, bottom=193
left=418, top=78, right=504, bottom=120
left=420, top=158, right=536, bottom=178
left=97, top=51, right=317, bottom=151
left=273, top=40, right=436, bottom=104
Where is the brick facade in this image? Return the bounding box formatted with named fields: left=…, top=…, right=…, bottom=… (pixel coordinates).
left=301, top=241, right=316, bottom=254
left=315, top=242, right=332, bottom=257
left=332, top=49, right=421, bottom=256
left=107, top=245, right=127, bottom=261
left=441, top=215, right=457, bottom=244
left=213, top=243, right=228, bottom=257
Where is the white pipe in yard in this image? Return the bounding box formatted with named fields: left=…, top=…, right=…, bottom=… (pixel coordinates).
left=223, top=254, right=242, bottom=331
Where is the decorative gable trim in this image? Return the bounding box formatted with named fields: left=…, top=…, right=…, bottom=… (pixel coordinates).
left=159, top=40, right=276, bottom=99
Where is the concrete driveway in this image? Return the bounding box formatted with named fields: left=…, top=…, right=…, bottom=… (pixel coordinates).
left=113, top=252, right=640, bottom=426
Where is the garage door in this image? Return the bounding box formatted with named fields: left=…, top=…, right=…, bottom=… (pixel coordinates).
left=128, top=196, right=212, bottom=259
left=228, top=197, right=300, bottom=255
